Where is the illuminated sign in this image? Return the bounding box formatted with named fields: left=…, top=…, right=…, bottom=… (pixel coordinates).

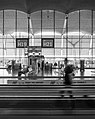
left=41, top=38, right=54, bottom=48
left=28, top=46, right=41, bottom=53
left=16, top=38, right=29, bottom=48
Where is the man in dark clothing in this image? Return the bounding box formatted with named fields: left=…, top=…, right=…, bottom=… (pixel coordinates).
left=64, top=64, right=75, bottom=85
left=64, top=57, right=68, bottom=68
left=62, top=64, right=75, bottom=99
left=60, top=64, right=75, bottom=109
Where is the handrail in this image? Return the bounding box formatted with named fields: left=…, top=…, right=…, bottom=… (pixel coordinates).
left=0, top=75, right=94, bottom=78
left=0, top=85, right=95, bottom=91
left=0, top=84, right=95, bottom=87
left=0, top=85, right=94, bottom=98
left=1, top=84, right=95, bottom=87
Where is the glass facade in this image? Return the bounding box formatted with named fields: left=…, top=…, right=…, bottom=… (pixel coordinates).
left=0, top=10, right=95, bottom=67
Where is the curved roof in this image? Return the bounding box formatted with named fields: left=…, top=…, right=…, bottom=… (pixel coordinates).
left=0, top=0, right=95, bottom=13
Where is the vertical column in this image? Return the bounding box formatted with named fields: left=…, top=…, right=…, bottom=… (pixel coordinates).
left=28, top=13, right=35, bottom=46
left=3, top=10, right=4, bottom=66
left=54, top=10, right=55, bottom=61
left=61, top=35, right=63, bottom=57
left=89, top=10, right=94, bottom=67
left=89, top=11, right=93, bottom=59
left=79, top=10, right=81, bottom=59
left=65, top=14, right=68, bottom=58
left=27, top=13, right=30, bottom=66
left=28, top=14, right=30, bottom=39
left=15, top=10, right=17, bottom=59
left=30, top=16, right=34, bottom=46
left=91, top=10, right=93, bottom=62
left=41, top=10, right=42, bottom=55
left=3, top=10, right=4, bottom=36
left=61, top=15, right=67, bottom=57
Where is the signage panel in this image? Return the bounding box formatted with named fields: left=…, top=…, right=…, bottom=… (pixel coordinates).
left=28, top=46, right=41, bottom=53
left=41, top=38, right=54, bottom=48
left=16, top=38, right=29, bottom=48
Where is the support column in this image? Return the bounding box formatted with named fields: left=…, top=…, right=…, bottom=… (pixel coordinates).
left=79, top=10, right=81, bottom=59
left=61, top=14, right=68, bottom=57
left=3, top=10, right=4, bottom=67
left=65, top=14, right=68, bottom=58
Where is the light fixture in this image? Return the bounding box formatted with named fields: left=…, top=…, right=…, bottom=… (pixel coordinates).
left=34, top=31, right=61, bottom=36
left=63, top=31, right=90, bottom=36
left=11, top=32, right=32, bottom=37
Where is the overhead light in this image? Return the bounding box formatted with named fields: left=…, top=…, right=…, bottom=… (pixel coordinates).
left=63, top=31, right=90, bottom=36
left=34, top=31, right=61, bottom=36
left=11, top=32, right=33, bottom=37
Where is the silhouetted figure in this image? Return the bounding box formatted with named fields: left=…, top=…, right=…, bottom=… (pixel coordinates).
left=38, top=61, right=40, bottom=72
left=64, top=64, right=76, bottom=109
left=64, top=57, right=68, bottom=68
left=62, top=64, right=75, bottom=100
left=45, top=62, right=49, bottom=75
left=64, top=64, right=75, bottom=85
left=54, top=62, right=57, bottom=66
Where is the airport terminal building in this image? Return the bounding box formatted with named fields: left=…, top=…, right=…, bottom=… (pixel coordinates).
left=0, top=0, right=95, bottom=119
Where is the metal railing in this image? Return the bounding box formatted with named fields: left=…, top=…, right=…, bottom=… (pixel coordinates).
left=0, top=75, right=94, bottom=99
